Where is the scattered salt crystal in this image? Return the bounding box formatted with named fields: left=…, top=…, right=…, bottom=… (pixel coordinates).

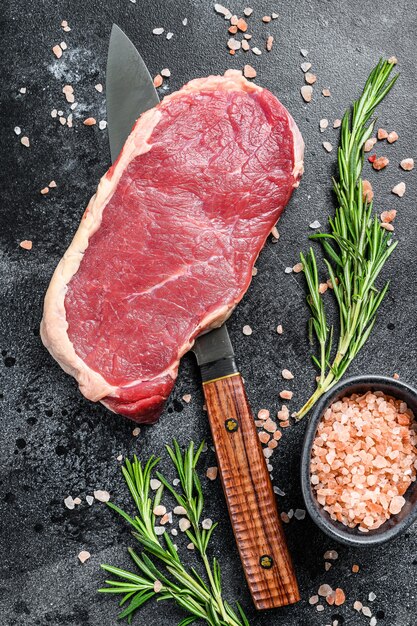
left=353, top=600, right=363, bottom=611
left=172, top=478, right=180, bottom=486
left=364, top=137, right=377, bottom=152
left=322, top=88, right=331, bottom=97
left=305, top=72, right=317, bottom=85
left=132, top=427, right=140, bottom=436
left=228, top=38, right=241, bottom=50
left=400, top=158, right=414, bottom=171
left=318, top=584, right=333, bottom=597
left=333, top=118, right=341, bottom=128
left=86, top=495, right=94, bottom=506
left=21, top=136, right=30, bottom=147
left=19, top=240, right=32, bottom=250
left=252, top=47, right=262, bottom=56
left=83, top=117, right=96, bottom=126
left=316, top=605, right=324, bottom=612
left=14, top=126, right=21, bottom=135
left=78, top=550, right=91, bottom=563
left=215, top=3, right=230, bottom=16
left=294, top=508, right=306, bottom=520
left=262, top=15, right=271, bottom=23
left=116, top=454, right=123, bottom=462
left=179, top=518, right=191, bottom=532
left=171, top=528, right=178, bottom=536
left=392, top=182, right=406, bottom=197
left=301, top=85, right=313, bottom=102
left=320, top=118, right=329, bottom=132
left=99, top=120, right=107, bottom=130
left=51, top=109, right=57, bottom=118
left=94, top=490, right=110, bottom=502
left=153, top=505, right=167, bottom=516
left=309, top=595, right=319, bottom=605
left=301, top=62, right=312, bottom=72
left=60, top=41, right=68, bottom=50
left=154, top=526, right=165, bottom=535
left=182, top=18, right=188, bottom=26
left=273, top=486, right=285, bottom=496
left=284, top=266, right=293, bottom=274
left=52, top=44, right=62, bottom=58
left=263, top=448, right=273, bottom=459
left=266, top=36, right=274, bottom=51
left=309, top=221, right=321, bottom=230
left=59, top=117, right=67, bottom=126
left=161, top=68, right=171, bottom=78
left=154, top=580, right=162, bottom=592
left=362, top=606, right=372, bottom=617
left=187, top=542, right=195, bottom=550
left=73, top=497, right=81, bottom=505
left=324, top=561, right=332, bottom=571
left=243, top=7, right=253, bottom=16
left=242, top=325, right=252, bottom=336
left=323, top=141, right=333, bottom=152
left=282, top=369, right=294, bottom=380
left=272, top=12, right=278, bottom=18
left=244, top=64, right=257, bottom=79
left=370, top=617, right=377, bottom=626
left=153, top=27, right=164, bottom=35
left=277, top=324, right=283, bottom=334
left=95, top=83, right=103, bottom=92
left=368, top=592, right=376, bottom=602
left=293, top=263, right=303, bottom=273
left=202, top=518, right=213, bottom=529
left=19, top=87, right=27, bottom=94
left=174, top=505, right=187, bottom=515
left=64, top=496, right=75, bottom=510
left=300, top=48, right=309, bottom=57
left=388, top=55, right=398, bottom=64
left=70, top=102, right=78, bottom=110
left=387, top=131, right=398, bottom=144
left=324, top=550, right=338, bottom=560
left=166, top=32, right=174, bottom=40
left=150, top=479, right=161, bottom=490
left=279, top=390, right=293, bottom=400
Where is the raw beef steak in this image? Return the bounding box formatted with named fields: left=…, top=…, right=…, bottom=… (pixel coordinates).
left=41, top=71, right=304, bottom=423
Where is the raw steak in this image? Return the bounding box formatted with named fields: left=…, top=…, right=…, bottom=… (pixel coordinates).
left=41, top=71, right=304, bottom=424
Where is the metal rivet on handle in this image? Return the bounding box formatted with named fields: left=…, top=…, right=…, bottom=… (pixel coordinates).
left=259, top=554, right=273, bottom=569
left=224, top=418, right=239, bottom=433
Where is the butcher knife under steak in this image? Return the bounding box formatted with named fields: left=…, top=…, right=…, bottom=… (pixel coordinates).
left=41, top=71, right=304, bottom=423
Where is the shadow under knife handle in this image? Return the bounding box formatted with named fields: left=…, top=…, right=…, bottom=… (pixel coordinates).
left=202, top=371, right=300, bottom=610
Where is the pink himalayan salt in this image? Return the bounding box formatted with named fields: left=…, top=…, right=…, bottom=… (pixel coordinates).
left=310, top=391, right=417, bottom=529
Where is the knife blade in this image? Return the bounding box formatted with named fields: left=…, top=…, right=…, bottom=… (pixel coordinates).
left=106, top=24, right=159, bottom=163
left=106, top=25, right=299, bottom=609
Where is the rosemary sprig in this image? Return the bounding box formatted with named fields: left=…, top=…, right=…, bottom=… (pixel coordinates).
left=296, top=59, right=399, bottom=420
left=99, top=440, right=250, bottom=626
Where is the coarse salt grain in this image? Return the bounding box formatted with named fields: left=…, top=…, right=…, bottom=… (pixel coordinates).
left=243, top=64, right=256, bottom=78
left=14, top=126, right=21, bottom=135
left=154, top=580, right=162, bottom=592
left=86, top=495, right=94, bottom=505
left=95, top=83, right=103, bottom=92
left=99, top=120, right=107, bottom=130
left=392, top=182, right=406, bottom=197
left=204, top=466, right=217, bottom=482
left=282, top=369, right=294, bottom=380
left=293, top=263, right=303, bottom=273
left=320, top=118, right=329, bottom=132
left=309, top=220, right=321, bottom=229
left=400, top=158, right=414, bottom=171
left=153, top=505, right=166, bottom=516
left=387, top=131, right=398, bottom=143
left=277, top=324, right=283, bottom=334
left=132, top=427, right=140, bottom=436
left=202, top=518, right=212, bottom=529
left=252, top=47, right=262, bottom=55
left=21, top=136, right=30, bottom=147
left=83, top=117, right=96, bottom=126
left=242, top=325, right=252, bottom=336
left=301, top=62, right=312, bottom=72
left=323, top=141, right=333, bottom=152
left=52, top=44, right=63, bottom=58
left=150, top=479, right=161, bottom=490
left=174, top=505, right=187, bottom=515
left=64, top=495, right=75, bottom=509
left=153, top=27, right=164, bottom=35
left=301, top=85, right=313, bottom=102
left=78, top=550, right=91, bottom=563
left=179, top=518, right=191, bottom=532
left=94, top=490, right=110, bottom=502
left=279, top=390, right=293, bottom=400
left=364, top=137, right=377, bottom=152
left=333, top=119, right=341, bottom=128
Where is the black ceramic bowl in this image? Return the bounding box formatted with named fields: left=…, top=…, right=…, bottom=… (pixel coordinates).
left=301, top=375, right=417, bottom=546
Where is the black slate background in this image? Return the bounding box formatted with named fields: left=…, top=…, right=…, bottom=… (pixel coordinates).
left=1, top=1, right=417, bottom=625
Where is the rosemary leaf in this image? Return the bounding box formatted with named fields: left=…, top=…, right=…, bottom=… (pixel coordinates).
left=296, top=59, right=398, bottom=419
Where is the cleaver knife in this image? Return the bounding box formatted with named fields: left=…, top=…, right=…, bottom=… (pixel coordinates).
left=106, top=24, right=299, bottom=610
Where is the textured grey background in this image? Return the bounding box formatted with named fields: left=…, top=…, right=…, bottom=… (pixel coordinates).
left=1, top=1, right=417, bottom=625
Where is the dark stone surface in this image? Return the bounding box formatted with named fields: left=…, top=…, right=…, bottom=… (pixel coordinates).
left=1, top=1, right=417, bottom=625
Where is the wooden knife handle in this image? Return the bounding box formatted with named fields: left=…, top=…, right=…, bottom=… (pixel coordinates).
left=203, top=373, right=299, bottom=610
